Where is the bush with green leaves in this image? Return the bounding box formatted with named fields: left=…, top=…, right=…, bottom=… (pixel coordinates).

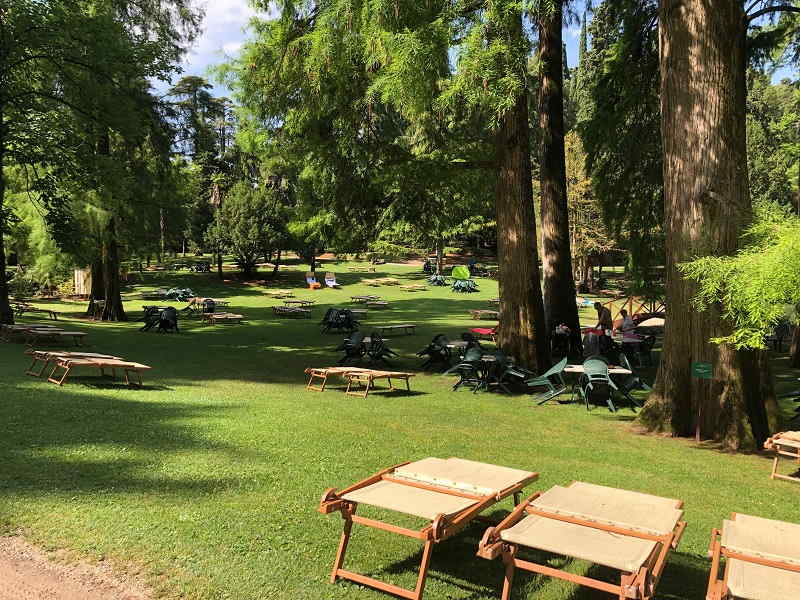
left=428, top=274, right=448, bottom=286
left=680, top=201, right=800, bottom=349
left=451, top=279, right=479, bottom=293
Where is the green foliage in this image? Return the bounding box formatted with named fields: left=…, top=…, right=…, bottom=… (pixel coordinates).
left=205, top=183, right=290, bottom=276
left=428, top=274, right=449, bottom=286
left=680, top=202, right=800, bottom=349
left=451, top=278, right=479, bottom=293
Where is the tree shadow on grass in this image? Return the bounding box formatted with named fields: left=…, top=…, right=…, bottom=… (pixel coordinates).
left=0, top=384, right=244, bottom=503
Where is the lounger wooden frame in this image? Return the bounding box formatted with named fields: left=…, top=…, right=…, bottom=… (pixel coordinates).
left=344, top=370, right=414, bottom=398
left=319, top=462, right=538, bottom=600
left=764, top=432, right=800, bottom=483
left=25, top=350, right=121, bottom=378
left=305, top=367, right=373, bottom=391
left=47, top=357, right=151, bottom=387
left=706, top=512, right=800, bottom=600
left=477, top=488, right=687, bottom=600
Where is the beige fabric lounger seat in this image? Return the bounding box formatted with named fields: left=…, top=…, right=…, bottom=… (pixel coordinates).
left=478, top=482, right=686, bottom=600
left=764, top=431, right=800, bottom=483
left=708, top=513, right=800, bottom=600
left=319, top=458, right=538, bottom=600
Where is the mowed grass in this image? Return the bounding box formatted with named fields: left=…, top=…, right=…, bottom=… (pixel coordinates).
left=1, top=260, right=798, bottom=600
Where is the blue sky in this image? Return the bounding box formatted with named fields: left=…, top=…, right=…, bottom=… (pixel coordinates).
left=169, top=0, right=793, bottom=99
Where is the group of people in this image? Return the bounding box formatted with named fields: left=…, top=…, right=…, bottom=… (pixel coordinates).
left=593, top=302, right=635, bottom=334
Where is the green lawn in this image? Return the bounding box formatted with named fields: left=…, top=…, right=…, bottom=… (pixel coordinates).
left=1, top=261, right=798, bottom=600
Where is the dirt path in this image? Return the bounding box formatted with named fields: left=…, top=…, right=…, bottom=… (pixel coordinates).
left=0, top=537, right=151, bottom=600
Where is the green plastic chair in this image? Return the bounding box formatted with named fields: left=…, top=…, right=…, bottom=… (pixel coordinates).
left=524, top=357, right=568, bottom=405
left=578, top=356, right=619, bottom=412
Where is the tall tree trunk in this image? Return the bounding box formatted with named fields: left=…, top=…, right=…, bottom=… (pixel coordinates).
left=100, top=217, right=126, bottom=321
left=86, top=258, right=105, bottom=317
left=0, top=113, right=12, bottom=325
left=538, top=1, right=581, bottom=353
left=495, top=88, right=549, bottom=371
left=435, top=238, right=444, bottom=274
left=789, top=322, right=800, bottom=368
left=271, top=248, right=282, bottom=279
left=159, top=208, right=165, bottom=262
left=216, top=252, right=223, bottom=279
left=640, top=0, right=773, bottom=449
left=309, top=250, right=316, bottom=273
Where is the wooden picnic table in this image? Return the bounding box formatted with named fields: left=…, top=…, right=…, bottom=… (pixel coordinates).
left=373, top=324, right=416, bottom=336
left=347, top=266, right=376, bottom=273
left=284, top=299, right=315, bottom=306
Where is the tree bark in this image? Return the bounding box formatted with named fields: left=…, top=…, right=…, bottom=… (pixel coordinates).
left=538, top=1, right=581, bottom=353
left=788, top=322, right=800, bottom=368
left=0, top=113, right=13, bottom=325
left=271, top=248, right=282, bottom=279
left=640, top=0, right=774, bottom=449
left=100, top=217, right=127, bottom=321
left=216, top=252, right=223, bottom=279
left=495, top=88, right=549, bottom=371
left=435, top=238, right=444, bottom=274
left=86, top=257, right=105, bottom=317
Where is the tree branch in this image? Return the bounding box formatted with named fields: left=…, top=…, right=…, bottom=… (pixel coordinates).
left=747, top=4, right=800, bottom=22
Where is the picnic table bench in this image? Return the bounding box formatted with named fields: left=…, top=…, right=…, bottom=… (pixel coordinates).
left=373, top=324, right=416, bottom=336
left=201, top=312, right=245, bottom=325
left=469, top=309, right=499, bottom=320
left=488, top=297, right=501, bottom=305
left=12, top=303, right=59, bottom=320
left=273, top=305, right=311, bottom=318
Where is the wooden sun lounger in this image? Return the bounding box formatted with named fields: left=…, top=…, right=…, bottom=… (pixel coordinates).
left=366, top=301, right=390, bottom=309
left=344, top=369, right=415, bottom=398
left=25, top=350, right=123, bottom=377
left=47, top=357, right=152, bottom=386
left=201, top=312, right=245, bottom=325
left=25, top=330, right=87, bottom=347
left=706, top=513, right=800, bottom=600
left=470, top=309, right=500, bottom=320
left=351, top=295, right=381, bottom=303
left=0, top=324, right=63, bottom=343
left=477, top=482, right=686, bottom=600
left=273, top=305, right=311, bottom=318
left=373, top=324, right=416, bottom=336
left=400, top=284, right=427, bottom=292
left=347, top=265, right=376, bottom=272
left=764, top=431, right=800, bottom=483
left=284, top=299, right=315, bottom=306
left=304, top=366, right=375, bottom=392
left=319, top=458, right=538, bottom=600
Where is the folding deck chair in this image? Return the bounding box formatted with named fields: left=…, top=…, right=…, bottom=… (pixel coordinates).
left=306, top=272, right=322, bottom=289
left=707, top=513, right=800, bottom=599
left=478, top=482, right=686, bottom=600
left=47, top=357, right=152, bottom=386
left=524, top=357, right=568, bottom=405
left=325, top=272, right=341, bottom=288
left=319, top=457, right=538, bottom=600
